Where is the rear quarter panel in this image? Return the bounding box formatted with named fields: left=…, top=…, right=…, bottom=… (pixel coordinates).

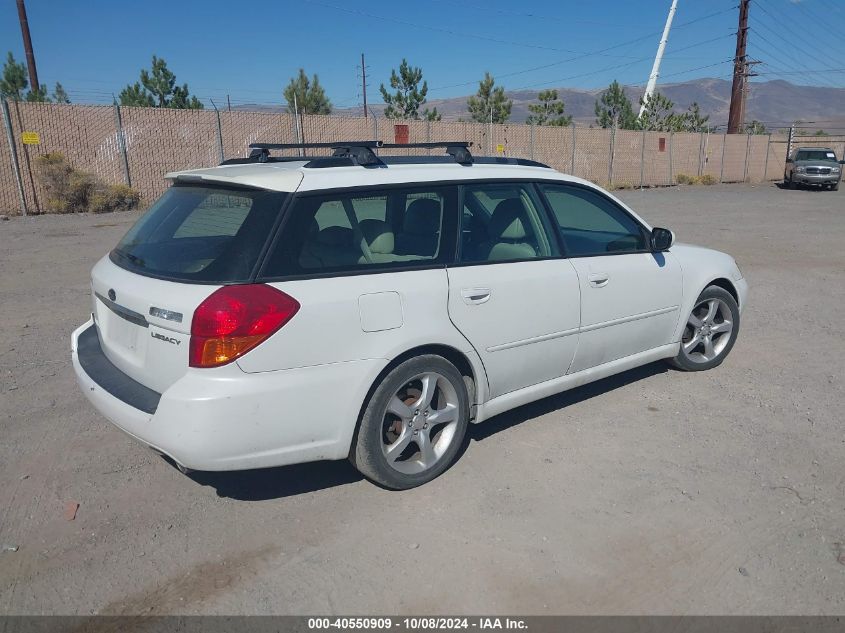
left=236, top=268, right=489, bottom=400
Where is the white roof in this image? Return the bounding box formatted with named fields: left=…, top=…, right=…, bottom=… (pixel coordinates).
left=166, top=160, right=589, bottom=193
left=164, top=159, right=651, bottom=229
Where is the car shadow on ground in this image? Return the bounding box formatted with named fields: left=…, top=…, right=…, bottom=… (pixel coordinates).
left=774, top=181, right=836, bottom=192
left=188, top=361, right=670, bottom=501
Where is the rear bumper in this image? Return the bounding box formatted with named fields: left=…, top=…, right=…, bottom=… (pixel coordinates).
left=71, top=319, right=386, bottom=471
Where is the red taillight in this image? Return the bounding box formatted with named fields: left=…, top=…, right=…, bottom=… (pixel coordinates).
left=189, top=284, right=300, bottom=368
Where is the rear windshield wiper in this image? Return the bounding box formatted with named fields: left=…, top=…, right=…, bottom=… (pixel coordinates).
left=114, top=249, right=146, bottom=268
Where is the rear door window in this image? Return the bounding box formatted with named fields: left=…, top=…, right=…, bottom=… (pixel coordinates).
left=459, top=183, right=558, bottom=263
left=111, top=184, right=287, bottom=282
left=260, top=185, right=457, bottom=278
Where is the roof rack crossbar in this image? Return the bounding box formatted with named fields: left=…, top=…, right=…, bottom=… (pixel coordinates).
left=379, top=141, right=474, bottom=165
left=378, top=141, right=470, bottom=149
left=247, top=140, right=384, bottom=166
left=227, top=140, right=480, bottom=167
left=248, top=141, right=382, bottom=150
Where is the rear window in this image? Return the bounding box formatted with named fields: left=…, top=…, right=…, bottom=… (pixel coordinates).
left=111, top=184, right=287, bottom=282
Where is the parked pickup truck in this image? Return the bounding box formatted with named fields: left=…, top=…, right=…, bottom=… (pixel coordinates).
left=784, top=147, right=844, bottom=191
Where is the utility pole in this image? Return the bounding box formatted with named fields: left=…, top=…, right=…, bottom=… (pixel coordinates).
left=728, top=0, right=750, bottom=134
left=639, top=0, right=678, bottom=119
left=361, top=53, right=368, bottom=118
left=740, top=60, right=761, bottom=131
left=16, top=0, right=39, bottom=91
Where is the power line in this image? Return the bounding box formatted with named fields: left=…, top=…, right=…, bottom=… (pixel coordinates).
left=428, top=10, right=737, bottom=93
left=753, top=1, right=844, bottom=85
left=790, top=1, right=845, bottom=48
left=304, top=0, right=648, bottom=59
left=756, top=69, right=845, bottom=76
left=748, top=21, right=841, bottom=88
left=436, top=0, right=632, bottom=28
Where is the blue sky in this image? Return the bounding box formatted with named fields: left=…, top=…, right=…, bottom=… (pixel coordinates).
left=1, top=0, right=843, bottom=110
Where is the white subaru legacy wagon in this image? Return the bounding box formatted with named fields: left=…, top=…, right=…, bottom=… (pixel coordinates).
left=71, top=141, right=747, bottom=489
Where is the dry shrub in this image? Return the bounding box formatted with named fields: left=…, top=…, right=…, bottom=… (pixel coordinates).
left=90, top=184, right=142, bottom=214
left=35, top=153, right=140, bottom=214
left=676, top=174, right=699, bottom=185
left=699, top=174, right=717, bottom=185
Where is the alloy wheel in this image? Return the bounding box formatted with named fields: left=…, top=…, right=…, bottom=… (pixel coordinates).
left=381, top=372, right=461, bottom=475
left=680, top=298, right=734, bottom=364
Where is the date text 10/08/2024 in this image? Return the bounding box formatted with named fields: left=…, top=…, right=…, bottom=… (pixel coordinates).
left=307, top=618, right=528, bottom=630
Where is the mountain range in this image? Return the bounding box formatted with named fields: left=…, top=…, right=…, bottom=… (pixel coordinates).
left=238, top=78, right=845, bottom=130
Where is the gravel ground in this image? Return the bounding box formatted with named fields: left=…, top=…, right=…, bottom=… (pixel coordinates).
left=0, top=182, right=843, bottom=615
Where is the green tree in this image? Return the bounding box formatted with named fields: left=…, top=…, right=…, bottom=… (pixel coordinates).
left=526, top=89, right=572, bottom=127
left=379, top=58, right=439, bottom=120
left=25, top=83, right=50, bottom=102
left=119, top=82, right=154, bottom=107
left=813, top=129, right=828, bottom=137
left=119, top=56, right=203, bottom=109
left=594, top=80, right=636, bottom=129
left=467, top=72, right=512, bottom=124
left=52, top=82, right=70, bottom=104
left=283, top=69, right=331, bottom=115
left=637, top=92, right=677, bottom=132
left=744, top=120, right=767, bottom=135
left=0, top=52, right=28, bottom=100
left=675, top=102, right=711, bottom=133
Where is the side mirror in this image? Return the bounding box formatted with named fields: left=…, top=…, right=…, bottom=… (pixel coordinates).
left=839, top=160, right=845, bottom=165
left=651, top=227, right=674, bottom=251
left=785, top=158, right=794, bottom=164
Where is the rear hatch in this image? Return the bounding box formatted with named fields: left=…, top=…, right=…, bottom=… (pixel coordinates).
left=92, top=182, right=290, bottom=394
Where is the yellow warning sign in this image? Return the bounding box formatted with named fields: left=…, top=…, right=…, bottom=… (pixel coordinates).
left=21, top=131, right=40, bottom=145
left=496, top=144, right=505, bottom=154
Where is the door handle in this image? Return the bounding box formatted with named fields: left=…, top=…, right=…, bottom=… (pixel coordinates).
left=461, top=287, right=492, bottom=304
left=588, top=273, right=609, bottom=288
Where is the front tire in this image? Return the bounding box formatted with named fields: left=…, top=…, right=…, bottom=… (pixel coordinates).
left=668, top=286, right=740, bottom=372
left=351, top=355, right=470, bottom=490
left=832, top=183, right=840, bottom=192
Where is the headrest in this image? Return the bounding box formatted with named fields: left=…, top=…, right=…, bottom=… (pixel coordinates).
left=403, top=198, right=441, bottom=235
left=489, top=198, right=529, bottom=241
left=359, top=219, right=395, bottom=254
left=315, top=226, right=353, bottom=246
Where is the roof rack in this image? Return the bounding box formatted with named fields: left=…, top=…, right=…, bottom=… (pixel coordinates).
left=219, top=140, right=549, bottom=169
left=241, top=141, right=383, bottom=166
left=380, top=142, right=474, bottom=165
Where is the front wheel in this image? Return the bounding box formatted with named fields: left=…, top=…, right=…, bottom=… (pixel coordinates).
left=832, top=183, right=840, bottom=192
left=351, top=355, right=470, bottom=490
left=668, top=286, right=740, bottom=372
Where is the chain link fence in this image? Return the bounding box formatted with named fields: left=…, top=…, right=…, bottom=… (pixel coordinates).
left=1, top=100, right=797, bottom=215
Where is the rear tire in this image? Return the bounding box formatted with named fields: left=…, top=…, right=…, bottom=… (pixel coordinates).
left=668, top=285, right=740, bottom=372
left=350, top=355, right=469, bottom=490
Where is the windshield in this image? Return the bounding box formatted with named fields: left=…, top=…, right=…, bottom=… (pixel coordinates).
left=111, top=184, right=287, bottom=283
left=795, top=150, right=838, bottom=162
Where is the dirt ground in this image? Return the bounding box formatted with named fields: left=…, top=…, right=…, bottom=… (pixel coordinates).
left=0, top=182, right=843, bottom=615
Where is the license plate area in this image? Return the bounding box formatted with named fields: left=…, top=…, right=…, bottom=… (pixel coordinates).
left=94, top=295, right=149, bottom=367
left=108, top=314, right=141, bottom=352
